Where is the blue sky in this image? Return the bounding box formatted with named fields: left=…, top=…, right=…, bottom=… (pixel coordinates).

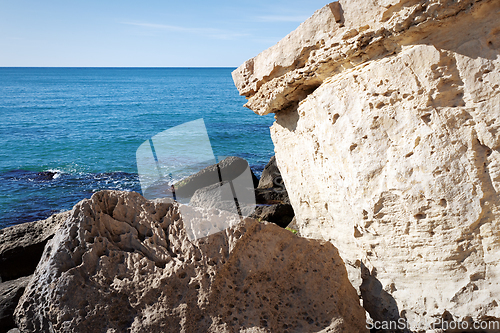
left=0, top=0, right=330, bottom=67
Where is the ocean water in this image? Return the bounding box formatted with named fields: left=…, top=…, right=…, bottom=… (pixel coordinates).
left=0, top=68, right=275, bottom=229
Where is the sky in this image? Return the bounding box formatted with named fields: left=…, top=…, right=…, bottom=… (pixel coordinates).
left=0, top=0, right=331, bottom=67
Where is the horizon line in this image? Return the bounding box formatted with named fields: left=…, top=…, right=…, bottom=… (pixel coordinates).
left=0, top=66, right=238, bottom=69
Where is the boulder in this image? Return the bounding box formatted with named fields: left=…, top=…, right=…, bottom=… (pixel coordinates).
left=0, top=276, right=31, bottom=332
left=174, top=156, right=259, bottom=200
left=15, top=190, right=367, bottom=333
left=257, top=156, right=280, bottom=189
left=252, top=156, right=294, bottom=227
left=0, top=212, right=69, bottom=282
left=190, top=182, right=295, bottom=228
left=187, top=155, right=296, bottom=229
left=189, top=182, right=256, bottom=218
left=255, top=155, right=291, bottom=204
left=250, top=204, right=295, bottom=228
left=233, top=0, right=500, bottom=331
left=254, top=188, right=290, bottom=205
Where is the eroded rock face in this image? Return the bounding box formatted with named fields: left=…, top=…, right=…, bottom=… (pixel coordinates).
left=234, top=0, right=500, bottom=331
left=14, top=190, right=367, bottom=333
left=233, top=0, right=499, bottom=117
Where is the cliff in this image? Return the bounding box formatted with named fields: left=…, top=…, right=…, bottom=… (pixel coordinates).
left=233, top=0, right=500, bottom=331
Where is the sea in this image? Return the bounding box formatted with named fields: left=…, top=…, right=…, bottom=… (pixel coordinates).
left=0, top=68, right=275, bottom=229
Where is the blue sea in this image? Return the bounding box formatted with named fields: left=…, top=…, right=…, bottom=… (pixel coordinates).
left=0, top=68, right=275, bottom=229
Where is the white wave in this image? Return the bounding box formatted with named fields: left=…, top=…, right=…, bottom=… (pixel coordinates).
left=45, top=169, right=64, bottom=179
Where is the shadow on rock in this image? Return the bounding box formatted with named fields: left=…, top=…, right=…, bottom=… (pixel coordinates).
left=360, top=262, right=413, bottom=333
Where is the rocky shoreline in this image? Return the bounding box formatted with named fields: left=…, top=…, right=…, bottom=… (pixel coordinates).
left=0, top=156, right=368, bottom=333
left=2, top=0, right=500, bottom=331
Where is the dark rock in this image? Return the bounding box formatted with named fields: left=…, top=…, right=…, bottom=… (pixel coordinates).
left=189, top=182, right=256, bottom=217
left=258, top=155, right=282, bottom=189
left=0, top=212, right=69, bottom=282
left=0, top=212, right=66, bottom=331
left=255, top=156, right=291, bottom=204
left=251, top=204, right=295, bottom=228
left=255, top=187, right=290, bottom=205
left=0, top=275, right=31, bottom=332
left=35, top=171, right=57, bottom=181
left=174, top=156, right=259, bottom=200
left=251, top=156, right=295, bottom=227
left=189, top=184, right=295, bottom=228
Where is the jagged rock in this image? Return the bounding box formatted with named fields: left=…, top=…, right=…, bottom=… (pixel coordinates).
left=232, top=0, right=494, bottom=117
left=256, top=156, right=290, bottom=203
left=254, top=188, right=290, bottom=205
left=234, top=0, right=500, bottom=331
left=189, top=181, right=256, bottom=217
left=0, top=212, right=69, bottom=282
left=188, top=155, right=295, bottom=228
left=0, top=276, right=31, bottom=332
left=252, top=156, right=294, bottom=227
left=257, top=156, right=280, bottom=190
left=174, top=156, right=259, bottom=200
left=14, top=190, right=367, bottom=333
left=250, top=204, right=295, bottom=228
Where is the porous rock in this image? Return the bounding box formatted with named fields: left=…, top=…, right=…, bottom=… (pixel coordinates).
left=14, top=190, right=367, bottom=333
left=234, top=0, right=500, bottom=331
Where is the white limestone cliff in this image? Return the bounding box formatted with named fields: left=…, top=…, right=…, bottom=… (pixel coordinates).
left=233, top=0, right=500, bottom=331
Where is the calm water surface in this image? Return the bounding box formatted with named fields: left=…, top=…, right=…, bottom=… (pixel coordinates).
left=0, top=68, right=275, bottom=228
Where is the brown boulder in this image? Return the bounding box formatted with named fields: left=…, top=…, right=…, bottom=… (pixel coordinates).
left=15, top=190, right=367, bottom=333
